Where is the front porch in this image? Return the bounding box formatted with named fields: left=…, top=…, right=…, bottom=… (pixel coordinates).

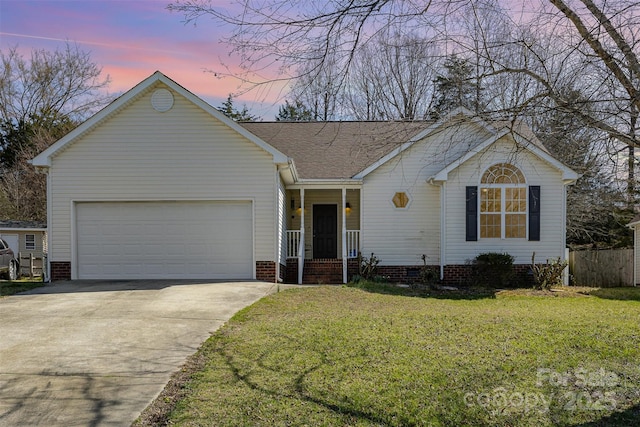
left=285, top=187, right=360, bottom=284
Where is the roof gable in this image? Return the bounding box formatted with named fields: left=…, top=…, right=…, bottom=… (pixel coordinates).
left=242, top=109, right=577, bottom=182
left=430, top=127, right=579, bottom=182
left=31, top=71, right=288, bottom=167
left=352, top=108, right=493, bottom=179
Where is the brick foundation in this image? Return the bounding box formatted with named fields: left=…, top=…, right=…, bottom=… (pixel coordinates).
left=354, top=262, right=534, bottom=286
left=442, top=265, right=473, bottom=285
left=286, top=259, right=298, bottom=283
left=256, top=261, right=279, bottom=282
left=50, top=261, right=71, bottom=281
left=442, top=264, right=534, bottom=286
left=46, top=259, right=534, bottom=285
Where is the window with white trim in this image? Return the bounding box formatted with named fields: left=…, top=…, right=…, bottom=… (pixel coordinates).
left=25, top=234, right=35, bottom=250
left=479, top=163, right=527, bottom=239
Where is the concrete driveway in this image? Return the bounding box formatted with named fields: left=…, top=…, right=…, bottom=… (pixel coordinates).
left=0, top=280, right=278, bottom=426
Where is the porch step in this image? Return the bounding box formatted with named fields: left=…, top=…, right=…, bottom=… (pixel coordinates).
left=302, top=259, right=343, bottom=284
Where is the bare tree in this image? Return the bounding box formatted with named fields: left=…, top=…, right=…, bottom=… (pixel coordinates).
left=0, top=43, right=111, bottom=123
left=0, top=44, right=111, bottom=220
left=346, top=31, right=441, bottom=120
left=168, top=0, right=638, bottom=206
left=0, top=122, right=68, bottom=221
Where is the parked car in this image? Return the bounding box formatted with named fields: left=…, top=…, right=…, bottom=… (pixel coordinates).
left=0, top=238, right=19, bottom=280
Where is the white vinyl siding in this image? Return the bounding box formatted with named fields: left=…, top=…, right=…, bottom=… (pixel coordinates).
left=361, top=128, right=463, bottom=265
left=445, top=137, right=566, bottom=264
left=362, top=123, right=568, bottom=267
left=0, top=231, right=46, bottom=255
left=361, top=121, right=494, bottom=266
left=47, top=83, right=277, bottom=276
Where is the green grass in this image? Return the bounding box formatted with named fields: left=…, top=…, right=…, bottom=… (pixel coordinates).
left=158, top=285, right=640, bottom=426
left=0, top=279, right=45, bottom=296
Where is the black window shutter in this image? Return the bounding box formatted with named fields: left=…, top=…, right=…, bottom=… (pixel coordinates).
left=466, top=186, right=478, bottom=241
left=529, top=186, right=541, bottom=241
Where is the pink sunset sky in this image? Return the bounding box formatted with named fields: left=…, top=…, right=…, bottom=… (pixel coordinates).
left=0, top=0, right=287, bottom=119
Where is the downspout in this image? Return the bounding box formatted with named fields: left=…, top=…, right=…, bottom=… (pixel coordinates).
left=274, top=167, right=280, bottom=283
left=429, top=177, right=446, bottom=281
left=440, top=181, right=446, bottom=281
left=44, top=167, right=52, bottom=282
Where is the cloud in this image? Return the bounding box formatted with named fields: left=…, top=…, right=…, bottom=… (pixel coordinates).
left=0, top=0, right=286, bottom=119
left=0, top=32, right=188, bottom=55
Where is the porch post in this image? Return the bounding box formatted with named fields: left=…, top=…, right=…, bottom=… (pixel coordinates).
left=342, top=187, right=347, bottom=283
left=298, top=188, right=305, bottom=284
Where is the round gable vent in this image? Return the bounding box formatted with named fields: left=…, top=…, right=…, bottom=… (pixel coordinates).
left=151, top=88, right=174, bottom=112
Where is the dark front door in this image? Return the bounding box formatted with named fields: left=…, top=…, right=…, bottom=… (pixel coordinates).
left=313, top=204, right=337, bottom=258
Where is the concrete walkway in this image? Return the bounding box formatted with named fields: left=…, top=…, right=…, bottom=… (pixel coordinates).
left=0, top=280, right=278, bottom=426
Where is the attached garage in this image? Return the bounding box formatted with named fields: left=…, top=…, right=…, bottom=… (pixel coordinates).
left=75, top=201, right=253, bottom=280
left=32, top=72, right=290, bottom=282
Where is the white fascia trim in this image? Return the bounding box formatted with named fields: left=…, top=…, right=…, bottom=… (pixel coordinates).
left=287, top=179, right=362, bottom=190
left=430, top=130, right=506, bottom=182
left=429, top=128, right=580, bottom=183
left=32, top=72, right=165, bottom=167
left=31, top=71, right=289, bottom=167
left=277, top=160, right=298, bottom=185
left=354, top=108, right=496, bottom=180
left=353, top=107, right=488, bottom=179
left=168, top=75, right=288, bottom=164
left=509, top=132, right=580, bottom=182
left=353, top=140, right=415, bottom=179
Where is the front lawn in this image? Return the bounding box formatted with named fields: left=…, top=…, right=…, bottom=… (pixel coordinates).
left=137, top=285, right=640, bottom=426
left=0, top=279, right=45, bottom=296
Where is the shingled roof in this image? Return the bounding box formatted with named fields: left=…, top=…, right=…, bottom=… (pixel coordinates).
left=0, top=220, right=46, bottom=230
left=240, top=121, right=428, bottom=179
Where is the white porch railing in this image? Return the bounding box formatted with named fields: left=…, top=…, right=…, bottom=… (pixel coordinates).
left=287, top=230, right=301, bottom=259
left=289, top=230, right=360, bottom=259
left=346, top=230, right=360, bottom=258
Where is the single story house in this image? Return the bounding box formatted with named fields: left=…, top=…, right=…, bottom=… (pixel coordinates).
left=629, top=215, right=640, bottom=286
left=0, top=220, right=47, bottom=258
left=31, top=71, right=578, bottom=284
left=0, top=220, right=47, bottom=278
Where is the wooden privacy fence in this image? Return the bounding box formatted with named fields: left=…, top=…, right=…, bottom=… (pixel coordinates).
left=568, top=249, right=633, bottom=287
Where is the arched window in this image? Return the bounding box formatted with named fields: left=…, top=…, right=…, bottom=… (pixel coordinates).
left=480, top=163, right=527, bottom=239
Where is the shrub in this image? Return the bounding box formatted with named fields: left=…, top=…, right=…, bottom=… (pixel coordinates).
left=531, top=252, right=568, bottom=290
left=358, top=252, right=380, bottom=281
left=419, top=254, right=439, bottom=288
left=471, top=252, right=515, bottom=287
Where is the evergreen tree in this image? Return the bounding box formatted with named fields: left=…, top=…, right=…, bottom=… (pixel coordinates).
left=276, top=100, right=314, bottom=121
left=431, top=55, right=484, bottom=120
left=217, top=94, right=257, bottom=121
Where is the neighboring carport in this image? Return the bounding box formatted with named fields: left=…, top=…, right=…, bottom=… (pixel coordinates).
left=0, top=280, right=276, bottom=426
